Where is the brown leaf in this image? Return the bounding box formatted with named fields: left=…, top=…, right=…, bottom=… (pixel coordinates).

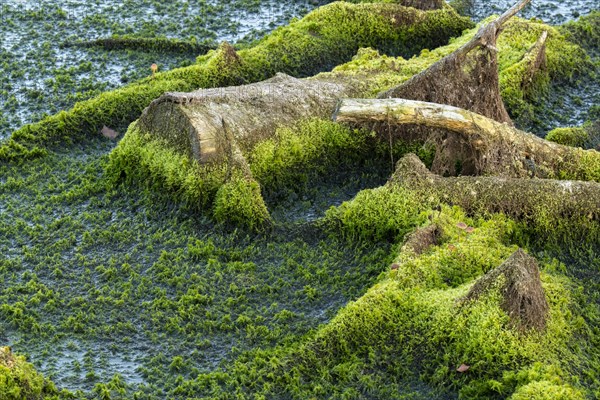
left=465, top=227, right=475, bottom=233
left=391, top=263, right=400, bottom=271
left=456, top=222, right=468, bottom=230
left=101, top=125, right=119, bottom=140
left=457, top=364, right=470, bottom=373
left=448, top=244, right=456, bottom=251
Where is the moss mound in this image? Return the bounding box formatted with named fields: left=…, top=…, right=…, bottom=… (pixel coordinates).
left=171, top=208, right=591, bottom=399
left=546, top=127, right=589, bottom=147
left=213, top=175, right=272, bottom=231
left=0, top=347, right=60, bottom=400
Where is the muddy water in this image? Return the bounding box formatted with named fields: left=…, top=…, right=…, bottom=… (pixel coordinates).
left=466, top=0, right=597, bottom=24
left=0, top=0, right=328, bottom=138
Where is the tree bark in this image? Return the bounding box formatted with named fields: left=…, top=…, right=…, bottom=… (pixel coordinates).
left=137, top=73, right=359, bottom=164
left=387, top=153, right=599, bottom=235
left=378, top=0, right=532, bottom=124
left=334, top=98, right=600, bottom=180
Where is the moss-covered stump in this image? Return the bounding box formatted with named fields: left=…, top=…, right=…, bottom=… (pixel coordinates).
left=335, top=98, right=600, bottom=180
left=0, top=1, right=472, bottom=162
left=388, top=153, right=600, bottom=243
left=137, top=73, right=357, bottom=163
left=0, top=347, right=60, bottom=400
left=379, top=0, right=529, bottom=124
left=461, top=249, right=549, bottom=331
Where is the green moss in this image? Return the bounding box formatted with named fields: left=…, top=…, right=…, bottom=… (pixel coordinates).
left=250, top=118, right=435, bottom=198
left=106, top=122, right=225, bottom=210
left=213, top=175, right=272, bottom=231
left=323, top=186, right=426, bottom=242
left=546, top=127, right=588, bottom=147
left=0, top=347, right=61, bottom=400
left=64, top=35, right=216, bottom=55
left=560, top=11, right=600, bottom=58
left=0, top=2, right=472, bottom=162
left=180, top=208, right=592, bottom=399
left=497, top=19, right=593, bottom=131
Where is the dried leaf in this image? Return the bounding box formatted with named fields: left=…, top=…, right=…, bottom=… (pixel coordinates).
left=101, top=125, right=119, bottom=140
left=465, top=227, right=475, bottom=233
left=456, top=222, right=468, bottom=230
left=457, top=364, right=470, bottom=373
left=391, top=263, right=400, bottom=271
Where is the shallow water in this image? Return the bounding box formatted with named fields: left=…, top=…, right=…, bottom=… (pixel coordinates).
left=465, top=0, right=597, bottom=24
left=0, top=0, right=328, bottom=138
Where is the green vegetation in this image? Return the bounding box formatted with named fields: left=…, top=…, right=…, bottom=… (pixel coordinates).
left=561, top=10, right=600, bottom=58
left=249, top=119, right=435, bottom=198
left=546, top=126, right=589, bottom=147
left=213, top=175, right=272, bottom=231
left=0, top=347, right=61, bottom=400
left=2, top=2, right=600, bottom=399
left=165, top=207, right=596, bottom=399
left=0, top=1, right=472, bottom=162
left=498, top=19, right=594, bottom=131
left=0, top=138, right=396, bottom=398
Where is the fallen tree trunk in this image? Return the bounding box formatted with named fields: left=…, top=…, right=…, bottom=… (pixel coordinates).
left=334, top=98, right=600, bottom=181
left=388, top=154, right=600, bottom=241
left=61, top=36, right=216, bottom=54
left=138, top=72, right=359, bottom=164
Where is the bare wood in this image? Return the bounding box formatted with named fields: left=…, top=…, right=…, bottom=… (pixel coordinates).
left=335, top=98, right=600, bottom=180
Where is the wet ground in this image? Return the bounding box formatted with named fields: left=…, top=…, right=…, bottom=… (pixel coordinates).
left=0, top=0, right=328, bottom=138
left=465, top=0, right=597, bottom=24
left=0, top=0, right=598, bottom=397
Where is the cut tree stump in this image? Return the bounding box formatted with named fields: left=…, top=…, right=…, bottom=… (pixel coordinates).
left=460, top=249, right=549, bottom=331
left=137, top=73, right=359, bottom=164
left=334, top=98, right=600, bottom=180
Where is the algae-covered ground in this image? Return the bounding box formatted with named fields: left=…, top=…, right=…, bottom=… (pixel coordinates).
left=1, top=0, right=600, bottom=399
left=0, top=0, right=328, bottom=138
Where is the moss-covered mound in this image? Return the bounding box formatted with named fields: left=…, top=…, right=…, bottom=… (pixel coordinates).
left=0, top=347, right=60, bottom=400
left=560, top=10, right=600, bottom=58
left=165, top=207, right=593, bottom=399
